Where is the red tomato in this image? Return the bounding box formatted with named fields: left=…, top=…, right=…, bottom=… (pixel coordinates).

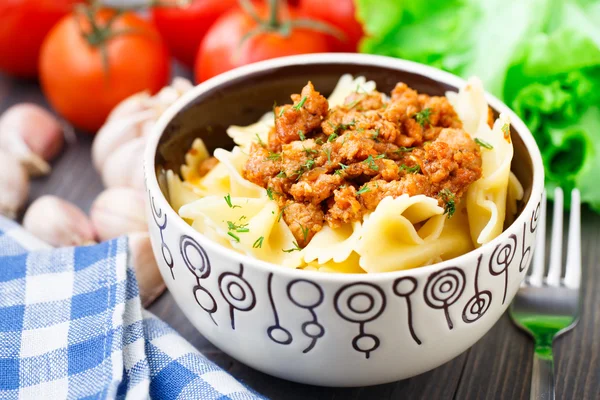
left=0, top=0, right=81, bottom=78
left=151, top=0, right=237, bottom=68
left=39, top=9, right=171, bottom=133
left=299, top=0, right=363, bottom=52
left=194, top=6, right=330, bottom=83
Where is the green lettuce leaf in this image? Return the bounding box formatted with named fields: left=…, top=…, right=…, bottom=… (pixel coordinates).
left=356, top=0, right=600, bottom=210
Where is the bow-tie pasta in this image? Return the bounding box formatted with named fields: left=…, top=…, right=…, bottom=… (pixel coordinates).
left=163, top=75, right=523, bottom=273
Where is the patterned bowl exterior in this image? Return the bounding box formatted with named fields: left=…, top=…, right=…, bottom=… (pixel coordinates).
left=144, top=54, right=545, bottom=387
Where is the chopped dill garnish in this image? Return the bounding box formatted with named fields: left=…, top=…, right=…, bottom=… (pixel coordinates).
left=224, top=194, right=241, bottom=209
left=276, top=171, right=287, bottom=178
left=302, top=146, right=318, bottom=156
left=399, top=164, right=420, bottom=173
left=324, top=147, right=332, bottom=163
left=266, top=187, right=274, bottom=200
left=474, top=138, right=493, bottom=149
left=299, top=224, right=309, bottom=242
left=356, top=185, right=371, bottom=195
left=371, top=128, right=380, bottom=141
left=253, top=236, right=264, bottom=248
left=298, top=130, right=306, bottom=141
left=328, top=133, right=338, bottom=142
left=315, top=138, right=324, bottom=145
left=394, top=146, right=414, bottom=154
left=334, top=162, right=348, bottom=176
left=282, top=241, right=302, bottom=253
left=375, top=153, right=386, bottom=159
left=502, top=123, right=511, bottom=140
left=413, top=108, right=432, bottom=127
left=227, top=220, right=249, bottom=232
left=363, top=155, right=379, bottom=171
left=227, top=232, right=240, bottom=242
left=277, top=205, right=288, bottom=222
left=266, top=151, right=281, bottom=161
left=439, top=189, right=456, bottom=218
left=293, top=96, right=307, bottom=110
left=255, top=134, right=265, bottom=147
left=346, top=99, right=360, bottom=109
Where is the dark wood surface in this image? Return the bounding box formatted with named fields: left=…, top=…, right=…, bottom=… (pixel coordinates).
left=3, top=72, right=599, bottom=400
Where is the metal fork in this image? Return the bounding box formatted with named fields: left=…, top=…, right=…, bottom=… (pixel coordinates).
left=509, top=188, right=581, bottom=400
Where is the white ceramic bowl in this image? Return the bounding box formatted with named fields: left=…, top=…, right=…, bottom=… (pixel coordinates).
left=144, top=54, right=544, bottom=387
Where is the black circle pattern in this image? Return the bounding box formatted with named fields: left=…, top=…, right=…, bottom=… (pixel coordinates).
left=462, top=255, right=492, bottom=323
left=392, top=277, right=421, bottom=345
left=287, top=279, right=325, bottom=353
left=219, top=264, right=256, bottom=330
left=424, top=267, right=466, bottom=330
left=180, top=235, right=218, bottom=325
left=334, top=282, right=386, bottom=359
left=149, top=193, right=174, bottom=279
left=489, top=234, right=517, bottom=304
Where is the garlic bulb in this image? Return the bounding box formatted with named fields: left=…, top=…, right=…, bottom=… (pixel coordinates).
left=128, top=232, right=166, bottom=307
left=101, top=137, right=146, bottom=190
left=0, top=103, right=64, bottom=176
left=0, top=149, right=29, bottom=219
left=93, top=77, right=193, bottom=173
left=23, top=196, right=96, bottom=247
left=90, top=187, right=147, bottom=241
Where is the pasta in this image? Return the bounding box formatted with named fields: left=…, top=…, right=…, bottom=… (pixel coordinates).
left=164, top=75, right=522, bottom=273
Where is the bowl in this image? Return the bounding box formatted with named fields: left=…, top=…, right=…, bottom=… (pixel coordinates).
left=144, top=53, right=544, bottom=387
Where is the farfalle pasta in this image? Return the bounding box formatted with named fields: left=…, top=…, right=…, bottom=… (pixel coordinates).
left=164, top=75, right=522, bottom=273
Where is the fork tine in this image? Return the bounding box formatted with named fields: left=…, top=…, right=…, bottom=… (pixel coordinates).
left=529, top=191, right=547, bottom=287
left=564, top=189, right=581, bottom=289
left=546, top=188, right=563, bottom=287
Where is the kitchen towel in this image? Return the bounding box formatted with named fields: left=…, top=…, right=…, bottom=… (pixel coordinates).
left=0, top=217, right=264, bottom=399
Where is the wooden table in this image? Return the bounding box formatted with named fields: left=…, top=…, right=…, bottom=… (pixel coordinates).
left=3, top=72, right=599, bottom=400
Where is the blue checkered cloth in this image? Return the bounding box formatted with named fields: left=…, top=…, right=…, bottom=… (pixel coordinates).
left=0, top=217, right=265, bottom=399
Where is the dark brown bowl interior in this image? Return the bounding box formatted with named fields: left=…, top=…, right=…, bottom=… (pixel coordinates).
left=156, top=63, right=533, bottom=220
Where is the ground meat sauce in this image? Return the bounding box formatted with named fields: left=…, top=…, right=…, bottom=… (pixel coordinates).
left=241, top=81, right=483, bottom=247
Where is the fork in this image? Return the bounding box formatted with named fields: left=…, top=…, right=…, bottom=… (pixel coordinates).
left=509, top=188, right=581, bottom=400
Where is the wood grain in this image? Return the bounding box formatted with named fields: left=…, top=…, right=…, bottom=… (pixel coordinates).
left=2, top=72, right=598, bottom=400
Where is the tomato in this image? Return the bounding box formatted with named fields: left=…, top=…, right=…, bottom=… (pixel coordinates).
left=39, top=9, right=171, bottom=133
left=151, top=0, right=236, bottom=68
left=0, top=0, right=81, bottom=78
left=299, top=0, right=363, bottom=52
left=194, top=5, right=330, bottom=83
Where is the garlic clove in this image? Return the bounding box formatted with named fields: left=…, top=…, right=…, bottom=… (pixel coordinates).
left=0, top=149, right=29, bottom=219
left=92, top=109, right=155, bottom=172
left=101, top=137, right=146, bottom=190
left=0, top=103, right=64, bottom=177
left=91, top=187, right=147, bottom=241
left=127, top=232, right=166, bottom=307
left=23, top=195, right=96, bottom=247
left=106, top=91, right=152, bottom=122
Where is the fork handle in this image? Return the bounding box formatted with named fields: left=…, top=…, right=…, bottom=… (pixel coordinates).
left=531, top=352, right=555, bottom=400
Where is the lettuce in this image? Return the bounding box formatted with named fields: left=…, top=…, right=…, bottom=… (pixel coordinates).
left=357, top=0, right=600, bottom=210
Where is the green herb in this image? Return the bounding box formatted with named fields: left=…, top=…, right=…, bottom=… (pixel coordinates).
left=266, top=187, right=274, bottom=200
left=298, top=130, right=306, bottom=141
left=227, top=232, right=240, bottom=242
left=255, top=134, right=265, bottom=147
left=282, top=241, right=302, bottom=253
left=328, top=133, right=338, bottom=142
left=324, top=147, right=332, bottom=163
left=276, top=171, right=287, bottom=178
left=413, top=108, right=432, bottom=127
left=266, top=151, right=281, bottom=161
left=375, top=153, right=386, bottom=159
left=355, top=84, right=365, bottom=93
left=439, top=189, right=456, bottom=218
left=502, top=123, right=510, bottom=139
left=346, top=99, right=360, bottom=109
left=356, top=185, right=371, bottom=195
left=227, top=220, right=249, bottom=232
left=277, top=205, right=288, bottom=222
left=371, top=128, right=380, bottom=141
left=224, top=194, right=241, bottom=209
left=339, top=163, right=348, bottom=170
left=363, top=155, right=379, bottom=171
left=394, top=146, right=414, bottom=154
left=315, top=138, right=324, bottom=145
left=302, top=146, right=317, bottom=156
left=293, top=96, right=307, bottom=110
left=253, top=236, right=264, bottom=248
left=400, top=164, right=420, bottom=173
left=299, top=224, right=309, bottom=242
left=474, top=138, right=493, bottom=149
